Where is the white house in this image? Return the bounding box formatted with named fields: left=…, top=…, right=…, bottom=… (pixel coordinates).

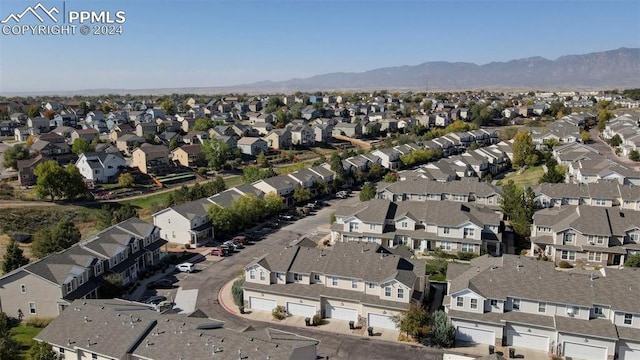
left=75, top=152, right=126, bottom=184
left=152, top=198, right=215, bottom=248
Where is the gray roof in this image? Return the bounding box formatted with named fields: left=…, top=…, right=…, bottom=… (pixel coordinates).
left=170, top=198, right=214, bottom=220
left=22, top=244, right=100, bottom=285
left=533, top=205, right=640, bottom=236
left=378, top=178, right=500, bottom=198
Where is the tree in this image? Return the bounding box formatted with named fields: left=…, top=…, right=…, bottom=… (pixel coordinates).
left=231, top=195, right=266, bottom=229
left=609, top=134, right=622, bottom=147
left=26, top=341, right=63, bottom=360
left=329, top=153, right=346, bottom=181
left=2, top=144, right=29, bottom=169
left=625, top=253, right=640, bottom=267
left=383, top=172, right=399, bottom=182
left=26, top=105, right=40, bottom=118
left=192, top=117, right=213, bottom=131
left=580, top=130, right=591, bottom=143
left=293, top=187, right=313, bottom=205
left=202, top=138, right=232, bottom=170
left=33, top=160, right=66, bottom=201
left=31, top=218, right=81, bottom=258
left=264, top=192, right=284, bottom=216
left=629, top=150, right=640, bottom=162
left=160, top=99, right=176, bottom=115
left=118, top=173, right=134, bottom=188
left=392, top=304, right=429, bottom=338
left=63, top=165, right=88, bottom=200
left=512, top=131, right=536, bottom=169
left=201, top=176, right=226, bottom=197
left=242, top=165, right=275, bottom=183
left=359, top=182, right=376, bottom=201
left=0, top=312, right=20, bottom=360
left=231, top=278, right=244, bottom=307
left=168, top=138, right=179, bottom=151
left=112, top=203, right=138, bottom=223
left=425, top=310, right=456, bottom=348
left=256, top=151, right=268, bottom=168
left=208, top=205, right=239, bottom=236
left=2, top=239, right=29, bottom=274
left=99, top=274, right=123, bottom=298
left=367, top=162, right=384, bottom=181
left=71, top=138, right=93, bottom=155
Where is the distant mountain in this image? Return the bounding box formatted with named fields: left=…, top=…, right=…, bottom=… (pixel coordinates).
left=238, top=47, right=640, bottom=92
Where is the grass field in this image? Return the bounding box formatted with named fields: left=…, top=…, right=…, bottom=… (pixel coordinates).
left=223, top=175, right=244, bottom=188
left=500, top=165, right=544, bottom=188
left=11, top=324, right=42, bottom=358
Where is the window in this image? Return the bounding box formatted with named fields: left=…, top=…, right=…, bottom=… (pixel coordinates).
left=28, top=302, right=36, bottom=315
left=249, top=270, right=255, bottom=280
left=593, top=306, right=603, bottom=316
left=567, top=306, right=580, bottom=316
left=369, top=223, right=375, bottom=230
left=488, top=197, right=495, bottom=204
left=92, top=354, right=98, bottom=360
left=384, top=287, right=391, bottom=297
left=20, top=284, right=26, bottom=293
left=624, top=313, right=633, bottom=325
left=461, top=243, right=474, bottom=252
left=397, top=288, right=404, bottom=299
left=588, top=252, right=602, bottom=262
left=440, top=242, right=452, bottom=251
left=351, top=279, right=358, bottom=289
left=470, top=298, right=478, bottom=309
left=538, top=302, right=547, bottom=313
left=456, top=297, right=464, bottom=307
left=294, top=273, right=302, bottom=281
left=630, top=233, right=640, bottom=242
left=314, top=274, right=320, bottom=281
left=561, top=250, right=576, bottom=261
left=491, top=299, right=498, bottom=307
left=259, top=271, right=265, bottom=281
left=453, top=195, right=464, bottom=201
left=332, top=277, right=338, bottom=286
left=276, top=272, right=283, bottom=280
left=594, top=199, right=606, bottom=206
left=513, top=299, right=520, bottom=310
left=350, top=222, right=359, bottom=231
left=95, top=261, right=103, bottom=275
left=65, top=282, right=72, bottom=294
left=443, top=227, right=451, bottom=234
left=401, top=221, right=408, bottom=228
left=368, top=282, right=375, bottom=289
left=59, top=348, right=64, bottom=354
left=77, top=275, right=84, bottom=286
left=464, top=228, right=475, bottom=238
left=563, top=233, right=575, bottom=243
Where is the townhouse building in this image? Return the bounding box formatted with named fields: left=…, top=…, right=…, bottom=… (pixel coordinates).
left=376, top=178, right=501, bottom=207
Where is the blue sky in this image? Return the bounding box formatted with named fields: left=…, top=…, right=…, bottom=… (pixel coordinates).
left=0, top=0, right=638, bottom=92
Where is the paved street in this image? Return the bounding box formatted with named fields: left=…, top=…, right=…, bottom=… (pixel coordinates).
left=588, top=128, right=640, bottom=170
left=155, top=194, right=444, bottom=360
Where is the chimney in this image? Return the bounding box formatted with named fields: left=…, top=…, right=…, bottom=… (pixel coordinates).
left=86, top=338, right=91, bottom=347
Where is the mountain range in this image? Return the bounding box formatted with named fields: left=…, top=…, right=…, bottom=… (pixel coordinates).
left=4, top=48, right=639, bottom=96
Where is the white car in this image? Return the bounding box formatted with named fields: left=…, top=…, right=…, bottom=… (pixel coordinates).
left=176, top=262, right=195, bottom=273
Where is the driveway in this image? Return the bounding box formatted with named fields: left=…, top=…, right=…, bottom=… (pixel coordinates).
left=588, top=128, right=640, bottom=170
left=170, top=195, right=444, bottom=360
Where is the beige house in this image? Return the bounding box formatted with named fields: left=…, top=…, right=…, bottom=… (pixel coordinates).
left=243, top=241, right=426, bottom=331
left=131, top=143, right=170, bottom=175
left=115, top=133, right=145, bottom=155
left=265, top=129, right=292, bottom=150
left=171, top=144, right=204, bottom=167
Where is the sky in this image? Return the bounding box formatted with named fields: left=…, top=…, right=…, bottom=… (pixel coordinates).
left=0, top=0, right=638, bottom=93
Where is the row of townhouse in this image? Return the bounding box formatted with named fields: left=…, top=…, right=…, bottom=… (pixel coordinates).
left=529, top=205, right=640, bottom=267
left=529, top=120, right=582, bottom=149
left=553, top=142, right=640, bottom=185
left=330, top=198, right=504, bottom=255
left=35, top=299, right=319, bottom=360
left=243, top=240, right=426, bottom=331
left=601, top=114, right=640, bottom=157
left=533, top=181, right=640, bottom=211
left=0, top=218, right=166, bottom=320
left=376, top=177, right=501, bottom=207
left=446, top=254, right=640, bottom=360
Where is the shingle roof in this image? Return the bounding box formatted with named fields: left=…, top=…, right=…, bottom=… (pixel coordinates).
left=170, top=198, right=213, bottom=220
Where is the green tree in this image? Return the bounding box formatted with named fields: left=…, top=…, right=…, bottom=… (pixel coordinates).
left=231, top=278, right=244, bottom=307
left=26, top=341, right=63, bottom=360
left=256, top=151, right=268, bottom=168
left=71, top=138, right=93, bottom=155
left=609, top=134, right=622, bottom=147
left=392, top=304, right=429, bottom=338
left=264, top=192, right=284, bottom=216
left=168, top=138, right=179, bottom=151
left=512, top=131, right=536, bottom=169
left=192, top=117, right=214, bottom=131
left=26, top=105, right=41, bottom=118
left=2, top=239, right=29, bottom=274
left=580, top=130, right=591, bottom=143
left=425, top=310, right=456, bottom=348
left=99, top=274, right=123, bottom=298
left=629, top=150, right=640, bottom=162
left=0, top=312, right=20, bottom=360
left=367, top=162, right=384, bottom=181
left=329, top=153, right=347, bottom=181
left=383, top=172, right=399, bottom=182
left=625, top=253, right=640, bottom=267
left=118, top=173, right=134, bottom=188
left=160, top=99, right=176, bottom=115
left=202, top=138, right=232, bottom=170
left=359, top=182, right=376, bottom=201
left=243, top=165, right=276, bottom=183
left=201, top=176, right=227, bottom=197
left=208, top=205, right=239, bottom=237
left=500, top=180, right=522, bottom=222
left=33, top=160, right=66, bottom=201
left=2, top=144, right=29, bottom=170
left=231, top=194, right=266, bottom=229
left=112, top=203, right=138, bottom=223
left=293, top=187, right=313, bottom=205
left=31, top=219, right=81, bottom=258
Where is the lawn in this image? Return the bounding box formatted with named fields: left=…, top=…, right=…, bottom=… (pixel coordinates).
left=500, top=165, right=544, bottom=188
left=223, top=175, right=244, bottom=188
left=11, top=324, right=42, bottom=358
left=120, top=192, right=171, bottom=222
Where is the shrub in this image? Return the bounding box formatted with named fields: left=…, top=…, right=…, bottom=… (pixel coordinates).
left=456, top=252, right=478, bottom=261
left=312, top=313, right=322, bottom=326
left=558, top=260, right=573, bottom=269
left=272, top=305, right=287, bottom=320
left=198, top=167, right=208, bottom=175
left=231, top=278, right=244, bottom=307
left=25, top=317, right=54, bottom=328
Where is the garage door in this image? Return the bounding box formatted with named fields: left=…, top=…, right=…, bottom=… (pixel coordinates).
left=619, top=347, right=640, bottom=360
left=325, top=304, right=358, bottom=322
left=249, top=297, right=276, bottom=312
left=286, top=302, right=316, bottom=318
left=367, top=313, right=397, bottom=330
left=564, top=342, right=607, bottom=360
left=507, top=330, right=549, bottom=351
left=456, top=327, right=495, bottom=345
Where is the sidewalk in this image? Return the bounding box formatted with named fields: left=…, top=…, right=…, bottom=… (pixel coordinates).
left=218, top=278, right=402, bottom=343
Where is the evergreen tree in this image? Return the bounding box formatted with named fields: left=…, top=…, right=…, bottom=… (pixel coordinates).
left=2, top=239, right=29, bottom=274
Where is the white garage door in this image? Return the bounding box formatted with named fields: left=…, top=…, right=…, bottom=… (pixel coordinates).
left=325, top=304, right=358, bottom=322
left=287, top=302, right=316, bottom=318
left=249, top=297, right=276, bottom=312
left=456, top=327, right=495, bottom=345
left=507, top=330, right=549, bottom=351
left=619, top=347, right=640, bottom=360
left=368, top=313, right=397, bottom=330
left=564, top=342, right=607, bottom=360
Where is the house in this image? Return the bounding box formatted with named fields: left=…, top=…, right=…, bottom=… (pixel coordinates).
left=14, top=127, right=39, bottom=142
left=313, top=123, right=333, bottom=143
left=301, top=106, right=321, bottom=120
left=115, top=134, right=145, bottom=155
left=287, top=168, right=319, bottom=190
left=445, top=254, right=640, bottom=360
left=70, top=128, right=99, bottom=143
left=530, top=205, right=640, bottom=267
left=182, top=131, right=209, bottom=145
left=35, top=299, right=319, bottom=360
left=76, top=152, right=126, bottom=183
left=212, top=134, right=237, bottom=150
left=376, top=178, right=501, bottom=207
left=27, top=117, right=51, bottom=132
left=0, top=217, right=164, bottom=319
left=237, top=137, right=268, bottom=156
left=330, top=199, right=503, bottom=255
left=0, top=120, right=21, bottom=136
left=288, top=124, right=315, bottom=146
left=333, top=122, right=362, bottom=138
left=243, top=241, right=426, bottom=331
left=171, top=144, right=204, bottom=168
left=152, top=198, right=215, bottom=248
left=30, top=139, right=74, bottom=165
left=252, top=122, right=274, bottom=136
left=51, top=125, right=75, bottom=139
left=109, top=123, right=135, bottom=142
left=131, top=144, right=170, bottom=175
left=207, top=185, right=265, bottom=209
left=265, top=129, right=292, bottom=150
left=252, top=175, right=297, bottom=207
left=135, top=122, right=157, bottom=138
left=371, top=148, right=401, bottom=170
left=16, top=154, right=46, bottom=186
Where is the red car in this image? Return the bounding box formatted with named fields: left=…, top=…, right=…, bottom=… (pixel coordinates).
left=232, top=236, right=250, bottom=245
left=210, top=247, right=229, bottom=257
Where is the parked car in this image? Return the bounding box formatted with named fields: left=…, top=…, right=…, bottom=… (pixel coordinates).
left=278, top=214, right=295, bottom=221
left=336, top=191, right=349, bottom=199
left=155, top=300, right=174, bottom=312
left=232, top=235, right=250, bottom=245
left=266, top=221, right=280, bottom=229
left=145, top=295, right=167, bottom=305
left=223, top=240, right=244, bottom=251
left=304, top=202, right=316, bottom=209
left=210, top=246, right=228, bottom=257
left=176, top=262, right=195, bottom=273
left=146, top=279, right=174, bottom=289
